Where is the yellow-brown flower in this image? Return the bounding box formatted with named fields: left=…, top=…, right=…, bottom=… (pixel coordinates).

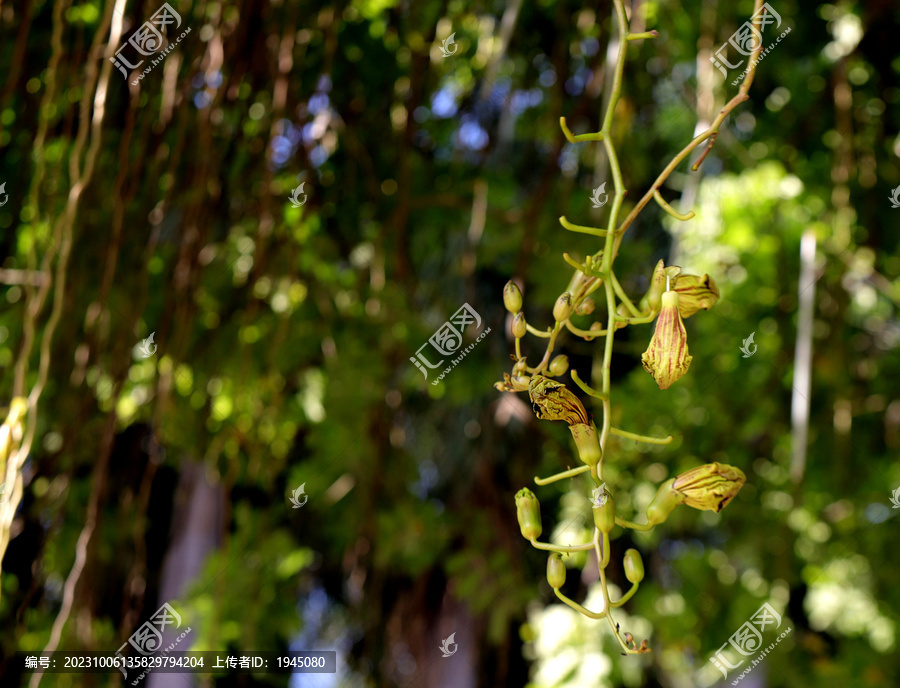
left=528, top=375, right=590, bottom=426
left=672, top=462, right=746, bottom=512
left=641, top=290, right=692, bottom=389
left=528, top=375, right=601, bottom=467
left=673, top=274, right=719, bottom=318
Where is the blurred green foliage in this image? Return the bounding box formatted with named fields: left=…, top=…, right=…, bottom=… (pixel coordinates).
left=0, top=0, right=899, bottom=687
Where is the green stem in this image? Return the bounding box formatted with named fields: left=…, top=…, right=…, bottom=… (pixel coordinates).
left=525, top=323, right=552, bottom=338
left=615, top=312, right=657, bottom=325
left=563, top=252, right=593, bottom=275
left=560, top=116, right=605, bottom=143
left=570, top=369, right=607, bottom=400
left=615, top=516, right=654, bottom=532
left=610, top=272, right=641, bottom=317
left=559, top=215, right=610, bottom=238
left=554, top=588, right=607, bottom=619
left=530, top=538, right=595, bottom=553
left=626, top=30, right=659, bottom=41
left=534, top=464, right=591, bottom=485
left=653, top=189, right=695, bottom=221
left=609, top=427, right=674, bottom=444
left=611, top=581, right=639, bottom=607
left=564, top=320, right=606, bottom=339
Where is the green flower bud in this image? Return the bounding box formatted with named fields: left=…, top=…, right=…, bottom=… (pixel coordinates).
left=576, top=298, right=596, bottom=315
left=547, top=553, right=566, bottom=589
left=672, top=462, right=746, bottom=512
left=503, top=281, right=523, bottom=313
left=570, top=422, right=602, bottom=467
left=591, top=486, right=615, bottom=534
left=548, top=355, right=569, bottom=377
left=553, top=292, right=574, bottom=322
left=623, top=549, right=644, bottom=583
left=642, top=260, right=682, bottom=313
left=645, top=478, right=685, bottom=526
left=512, top=312, right=527, bottom=339
left=515, top=488, right=542, bottom=540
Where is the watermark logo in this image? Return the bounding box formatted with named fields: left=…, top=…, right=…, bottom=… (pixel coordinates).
left=711, top=3, right=789, bottom=83
left=440, top=33, right=458, bottom=58
left=740, top=332, right=757, bottom=358
left=888, top=185, right=900, bottom=209
left=289, top=483, right=308, bottom=508
left=590, top=182, right=608, bottom=208
left=289, top=183, right=308, bottom=208
left=410, top=303, right=490, bottom=385
left=0, top=182, right=8, bottom=207
left=709, top=602, right=787, bottom=681
left=139, top=332, right=157, bottom=358
left=115, top=602, right=189, bottom=678
left=890, top=486, right=900, bottom=509
left=111, top=3, right=182, bottom=78
left=439, top=633, right=458, bottom=657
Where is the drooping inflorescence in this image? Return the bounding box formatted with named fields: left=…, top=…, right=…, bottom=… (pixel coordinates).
left=495, top=0, right=765, bottom=655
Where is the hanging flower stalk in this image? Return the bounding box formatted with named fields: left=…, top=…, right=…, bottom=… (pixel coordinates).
left=495, top=0, right=764, bottom=655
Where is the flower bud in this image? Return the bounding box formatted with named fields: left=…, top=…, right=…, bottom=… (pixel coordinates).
left=515, top=488, right=542, bottom=540
left=673, top=274, right=720, bottom=319
left=623, top=549, right=644, bottom=583
left=576, top=298, right=596, bottom=315
left=512, top=312, right=527, bottom=339
left=672, top=462, right=746, bottom=512
left=641, top=290, right=692, bottom=389
left=548, top=355, right=569, bottom=377
left=591, top=487, right=615, bottom=534
left=546, top=553, right=566, bottom=589
left=645, top=478, right=685, bottom=526
left=503, top=281, right=523, bottom=313
left=553, top=292, right=574, bottom=322
left=512, top=358, right=528, bottom=376
left=641, top=260, right=682, bottom=313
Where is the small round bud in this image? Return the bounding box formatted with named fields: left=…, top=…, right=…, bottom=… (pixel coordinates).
left=553, top=292, right=574, bottom=322
left=512, top=358, right=528, bottom=376
left=548, top=355, right=569, bottom=377
left=546, top=553, right=566, bottom=589
left=515, top=488, right=542, bottom=540
left=503, top=281, right=523, bottom=313
left=576, top=298, right=596, bottom=315
left=623, top=549, right=644, bottom=583
left=512, top=312, right=527, bottom=339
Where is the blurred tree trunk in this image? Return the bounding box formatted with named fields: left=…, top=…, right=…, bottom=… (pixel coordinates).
left=147, top=461, right=225, bottom=688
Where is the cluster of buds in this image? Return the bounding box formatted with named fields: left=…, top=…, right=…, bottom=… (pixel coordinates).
left=496, top=257, right=738, bottom=655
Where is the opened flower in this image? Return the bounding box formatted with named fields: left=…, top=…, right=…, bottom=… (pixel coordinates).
left=642, top=290, right=692, bottom=389
left=673, top=273, right=719, bottom=318
left=528, top=375, right=601, bottom=467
